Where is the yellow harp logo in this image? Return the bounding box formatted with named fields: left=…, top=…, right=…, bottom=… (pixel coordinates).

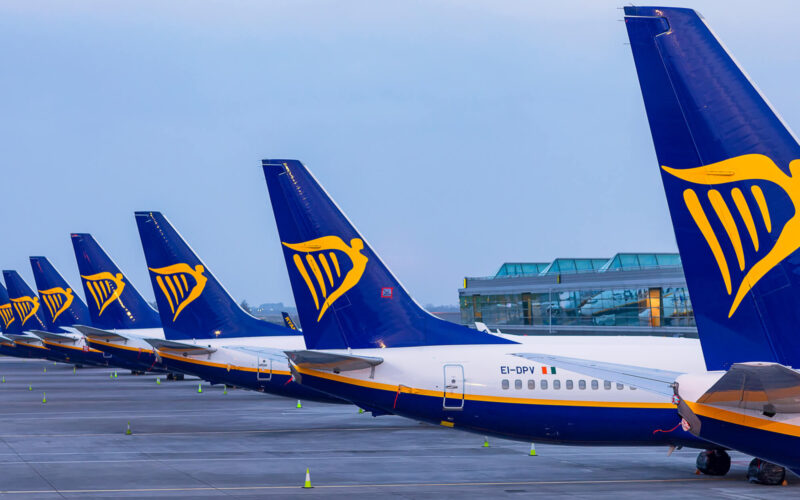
left=39, top=287, right=75, bottom=323
left=662, top=153, right=800, bottom=317
left=283, top=236, right=368, bottom=322
left=0, top=303, right=15, bottom=329
left=82, top=272, right=126, bottom=316
left=148, top=263, right=207, bottom=322
left=10, top=296, right=39, bottom=326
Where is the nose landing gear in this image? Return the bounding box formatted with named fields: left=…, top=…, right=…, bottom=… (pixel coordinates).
left=696, top=449, right=731, bottom=476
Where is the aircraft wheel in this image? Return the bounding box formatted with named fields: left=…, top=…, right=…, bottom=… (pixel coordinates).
left=696, top=449, right=731, bottom=476
left=166, top=373, right=175, bottom=381
left=747, top=458, right=785, bottom=485
left=174, top=373, right=184, bottom=381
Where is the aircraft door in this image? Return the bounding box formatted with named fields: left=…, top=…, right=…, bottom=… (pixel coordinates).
left=443, top=364, right=465, bottom=410
left=257, top=356, right=272, bottom=381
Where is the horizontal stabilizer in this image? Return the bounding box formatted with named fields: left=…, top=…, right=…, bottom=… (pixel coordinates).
left=0, top=334, right=14, bottom=345
left=72, top=325, right=131, bottom=342
left=29, top=330, right=77, bottom=343
left=286, top=350, right=383, bottom=372
left=5, top=333, right=43, bottom=344
left=513, top=353, right=681, bottom=396
left=698, top=362, right=800, bottom=414
left=145, top=338, right=217, bottom=355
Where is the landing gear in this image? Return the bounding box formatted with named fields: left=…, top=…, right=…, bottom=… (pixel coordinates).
left=696, top=449, right=731, bottom=476
left=747, top=458, right=786, bottom=485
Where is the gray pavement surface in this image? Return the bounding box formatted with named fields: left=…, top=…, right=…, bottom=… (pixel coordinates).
left=0, top=356, right=794, bottom=499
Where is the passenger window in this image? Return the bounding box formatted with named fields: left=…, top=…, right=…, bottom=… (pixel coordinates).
left=604, top=380, right=611, bottom=390
left=528, top=379, right=535, bottom=390
left=591, top=380, right=599, bottom=390
left=541, top=380, right=548, bottom=390
left=515, top=379, right=522, bottom=390
left=502, top=379, right=509, bottom=390
left=566, top=380, right=573, bottom=390
left=578, top=380, right=586, bottom=390
left=553, top=380, right=561, bottom=390
left=616, top=383, right=624, bottom=390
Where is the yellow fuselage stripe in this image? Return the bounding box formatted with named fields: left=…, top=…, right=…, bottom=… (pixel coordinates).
left=86, top=338, right=154, bottom=354
left=43, top=340, right=103, bottom=353
left=157, top=350, right=291, bottom=376
left=293, top=365, right=675, bottom=409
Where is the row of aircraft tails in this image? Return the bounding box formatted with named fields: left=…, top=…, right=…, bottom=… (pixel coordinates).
left=1, top=6, right=799, bottom=486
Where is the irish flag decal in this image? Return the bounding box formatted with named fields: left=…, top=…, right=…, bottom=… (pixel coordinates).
left=541, top=366, right=557, bottom=375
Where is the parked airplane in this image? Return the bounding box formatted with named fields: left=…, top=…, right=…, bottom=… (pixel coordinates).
left=69, top=233, right=171, bottom=375
left=0, top=281, right=32, bottom=359
left=26, top=256, right=131, bottom=368
left=3, top=270, right=72, bottom=363
left=260, top=159, right=712, bottom=458
left=135, top=211, right=342, bottom=403
left=526, top=7, right=800, bottom=485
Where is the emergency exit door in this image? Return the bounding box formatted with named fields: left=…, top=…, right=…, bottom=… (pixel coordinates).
left=257, top=356, right=272, bottom=381
left=443, top=364, right=465, bottom=410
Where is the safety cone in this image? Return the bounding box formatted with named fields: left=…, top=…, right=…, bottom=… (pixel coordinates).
left=358, top=408, right=364, bottom=414
left=73, top=366, right=76, bottom=374
left=43, top=367, right=46, bottom=373
left=296, top=400, right=302, bottom=409
left=483, top=437, right=490, bottom=448
left=2, top=376, right=5, bottom=383
left=114, top=371, right=118, bottom=378
left=125, top=422, right=132, bottom=435
left=28, top=384, right=32, bottom=391
left=197, top=384, right=203, bottom=394
left=109, top=372, right=113, bottom=379
left=302, top=468, right=313, bottom=488
left=529, top=443, right=537, bottom=456
left=223, top=385, right=228, bottom=395
left=42, top=392, right=46, bottom=404
left=156, top=377, right=161, bottom=385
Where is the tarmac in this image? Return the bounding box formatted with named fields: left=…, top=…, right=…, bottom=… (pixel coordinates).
left=0, top=356, right=795, bottom=499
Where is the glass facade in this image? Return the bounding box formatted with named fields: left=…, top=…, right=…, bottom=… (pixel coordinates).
left=460, top=287, right=694, bottom=328
left=461, top=253, right=694, bottom=335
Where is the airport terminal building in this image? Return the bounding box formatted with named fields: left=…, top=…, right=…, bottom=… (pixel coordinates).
left=459, top=253, right=697, bottom=337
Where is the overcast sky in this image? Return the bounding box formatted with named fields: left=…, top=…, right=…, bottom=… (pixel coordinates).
left=2, top=1, right=799, bottom=307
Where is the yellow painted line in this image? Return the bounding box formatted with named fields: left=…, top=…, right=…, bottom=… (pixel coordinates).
left=86, top=338, right=153, bottom=354
left=0, top=477, right=727, bottom=495
left=158, top=350, right=291, bottom=376
left=687, top=401, right=800, bottom=438
left=294, top=365, right=674, bottom=409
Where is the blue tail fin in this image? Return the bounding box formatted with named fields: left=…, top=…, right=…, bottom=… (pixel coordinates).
left=134, top=211, right=294, bottom=339
left=262, top=159, right=516, bottom=349
left=0, top=282, right=22, bottom=334
left=625, top=7, right=800, bottom=369
left=281, top=312, right=299, bottom=331
left=2, top=270, right=59, bottom=332
left=71, top=233, right=161, bottom=330
left=29, top=256, right=92, bottom=330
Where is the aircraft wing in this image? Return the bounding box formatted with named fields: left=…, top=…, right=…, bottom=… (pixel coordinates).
left=72, top=325, right=131, bottom=342
left=286, top=350, right=383, bottom=372
left=145, top=338, right=217, bottom=355
left=29, top=330, right=78, bottom=343
left=697, top=362, right=800, bottom=414
left=513, top=353, right=681, bottom=397
left=6, top=333, right=44, bottom=344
